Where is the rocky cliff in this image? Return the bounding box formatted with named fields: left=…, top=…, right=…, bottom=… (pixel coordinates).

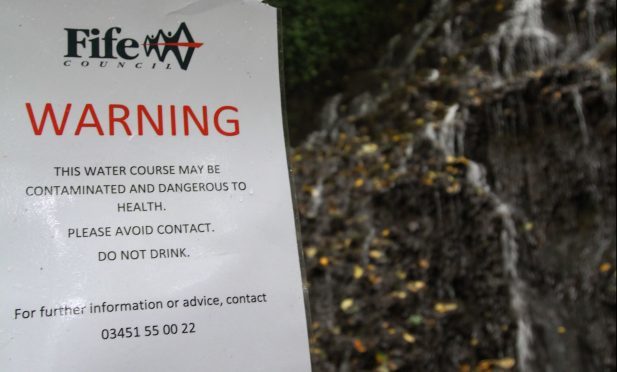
left=291, top=0, right=616, bottom=371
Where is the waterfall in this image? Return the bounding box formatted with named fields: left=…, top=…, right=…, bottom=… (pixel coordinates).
left=441, top=104, right=460, bottom=155
left=497, top=205, right=534, bottom=372
left=572, top=88, right=591, bottom=146
left=467, top=166, right=535, bottom=372
left=297, top=0, right=616, bottom=369
left=489, top=0, right=558, bottom=76
left=466, top=161, right=491, bottom=194
left=320, top=94, right=343, bottom=129
left=466, top=146, right=535, bottom=372
left=425, top=105, right=536, bottom=371
left=307, top=178, right=325, bottom=219
left=425, top=104, right=464, bottom=157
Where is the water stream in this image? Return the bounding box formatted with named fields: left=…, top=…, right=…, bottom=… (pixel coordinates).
left=497, top=205, right=534, bottom=372
left=489, top=0, right=558, bottom=76
left=572, top=87, right=591, bottom=147
left=427, top=104, right=536, bottom=371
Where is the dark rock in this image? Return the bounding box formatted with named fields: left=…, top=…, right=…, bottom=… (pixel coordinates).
left=292, top=0, right=616, bottom=371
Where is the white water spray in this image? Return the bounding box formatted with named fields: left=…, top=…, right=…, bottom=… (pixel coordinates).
left=497, top=204, right=534, bottom=372
left=425, top=104, right=465, bottom=157
left=489, top=0, right=558, bottom=76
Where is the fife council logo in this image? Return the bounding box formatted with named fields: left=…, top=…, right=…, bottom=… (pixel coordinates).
left=63, top=22, right=204, bottom=71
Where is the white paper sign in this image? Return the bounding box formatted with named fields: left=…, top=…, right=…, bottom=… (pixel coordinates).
left=0, top=1, right=312, bottom=371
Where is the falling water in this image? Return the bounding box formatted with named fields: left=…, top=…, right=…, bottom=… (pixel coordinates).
left=425, top=104, right=464, bottom=157
left=466, top=161, right=491, bottom=194
left=489, top=0, right=559, bottom=76
left=572, top=88, right=591, bottom=146
left=466, top=161, right=535, bottom=371
left=308, top=179, right=325, bottom=219
left=320, top=94, right=343, bottom=129
left=497, top=205, right=534, bottom=372
left=349, top=92, right=377, bottom=118
left=426, top=104, right=536, bottom=371
left=441, top=104, right=460, bottom=155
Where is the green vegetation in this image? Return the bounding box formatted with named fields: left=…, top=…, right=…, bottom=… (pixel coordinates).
left=265, top=0, right=420, bottom=92
left=264, top=0, right=424, bottom=143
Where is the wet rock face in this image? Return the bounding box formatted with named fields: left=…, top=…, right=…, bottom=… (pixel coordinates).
left=466, top=67, right=617, bottom=372
left=292, top=0, right=616, bottom=371
left=295, top=126, right=521, bottom=371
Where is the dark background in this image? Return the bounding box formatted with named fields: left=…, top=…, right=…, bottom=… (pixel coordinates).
left=268, top=0, right=420, bottom=143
